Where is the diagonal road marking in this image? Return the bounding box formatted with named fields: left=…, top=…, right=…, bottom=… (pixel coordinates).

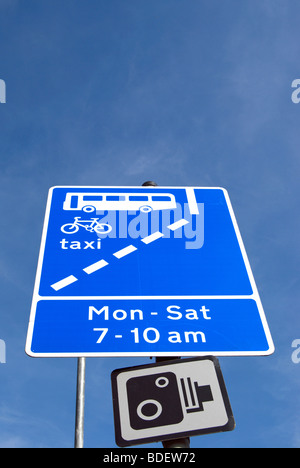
left=50, top=219, right=189, bottom=290
left=51, top=275, right=78, bottom=291
left=141, top=231, right=164, bottom=244
left=83, top=259, right=109, bottom=274
left=167, top=219, right=189, bottom=231
left=113, top=244, right=138, bottom=259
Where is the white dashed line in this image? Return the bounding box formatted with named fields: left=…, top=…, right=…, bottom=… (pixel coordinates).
left=141, top=231, right=164, bottom=244
left=83, top=259, right=109, bottom=275
left=51, top=275, right=78, bottom=291
left=51, top=219, right=190, bottom=290
left=167, top=219, right=189, bottom=231
left=113, top=245, right=138, bottom=259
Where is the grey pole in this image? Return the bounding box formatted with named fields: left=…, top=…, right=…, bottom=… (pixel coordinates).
left=142, top=181, right=190, bottom=449
left=74, top=357, right=86, bottom=448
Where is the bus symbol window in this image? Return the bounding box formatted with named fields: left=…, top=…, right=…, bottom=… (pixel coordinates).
left=63, top=192, right=176, bottom=213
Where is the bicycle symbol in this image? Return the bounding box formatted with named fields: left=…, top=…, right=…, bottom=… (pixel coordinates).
left=61, top=217, right=112, bottom=235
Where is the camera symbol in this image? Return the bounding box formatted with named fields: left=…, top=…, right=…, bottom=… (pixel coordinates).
left=127, top=372, right=184, bottom=430
left=126, top=371, right=215, bottom=431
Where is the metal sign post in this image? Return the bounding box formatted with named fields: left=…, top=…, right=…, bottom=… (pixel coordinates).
left=74, top=357, right=86, bottom=448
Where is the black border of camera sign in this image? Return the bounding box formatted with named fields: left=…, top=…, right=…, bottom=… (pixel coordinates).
left=111, top=356, right=235, bottom=447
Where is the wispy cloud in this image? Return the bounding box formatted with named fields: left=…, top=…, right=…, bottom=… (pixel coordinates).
left=0, top=404, right=70, bottom=448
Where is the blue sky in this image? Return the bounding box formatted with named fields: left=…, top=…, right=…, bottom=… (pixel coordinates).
left=0, top=0, right=300, bottom=448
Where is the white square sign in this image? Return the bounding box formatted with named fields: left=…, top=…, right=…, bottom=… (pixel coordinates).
left=111, top=356, right=235, bottom=447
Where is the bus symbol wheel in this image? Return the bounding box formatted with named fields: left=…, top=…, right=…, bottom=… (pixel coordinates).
left=140, top=205, right=152, bottom=213
left=82, top=205, right=95, bottom=213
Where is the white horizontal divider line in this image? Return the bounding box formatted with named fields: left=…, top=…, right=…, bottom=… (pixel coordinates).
left=167, top=218, right=189, bottom=231
left=141, top=231, right=164, bottom=244
left=83, top=259, right=109, bottom=275
left=113, top=244, right=138, bottom=259
left=51, top=275, right=78, bottom=291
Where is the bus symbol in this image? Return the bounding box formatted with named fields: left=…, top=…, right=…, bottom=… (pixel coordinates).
left=63, top=192, right=177, bottom=213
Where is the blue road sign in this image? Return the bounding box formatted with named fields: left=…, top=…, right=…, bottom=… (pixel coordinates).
left=26, top=186, right=274, bottom=357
